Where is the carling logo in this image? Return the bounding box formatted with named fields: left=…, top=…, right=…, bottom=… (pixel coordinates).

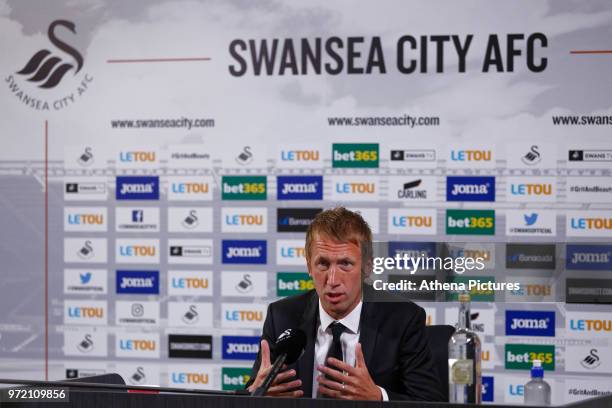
left=566, top=245, right=612, bottom=271
left=277, top=175, right=323, bottom=200
left=505, top=310, right=555, bottom=337
left=446, top=176, right=495, bottom=202
left=222, top=240, right=267, bottom=264
left=388, top=176, right=436, bottom=202
left=116, top=270, right=159, bottom=294
left=222, top=336, right=260, bottom=360
left=116, top=176, right=159, bottom=200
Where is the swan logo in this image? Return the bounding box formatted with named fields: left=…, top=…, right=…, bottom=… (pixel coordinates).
left=6, top=20, right=93, bottom=111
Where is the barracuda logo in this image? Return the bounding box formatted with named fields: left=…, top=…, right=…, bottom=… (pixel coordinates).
left=506, top=311, right=555, bottom=336
left=446, top=176, right=495, bottom=202
left=116, top=176, right=159, bottom=200
left=222, top=240, right=267, bottom=264
left=277, top=176, right=323, bottom=200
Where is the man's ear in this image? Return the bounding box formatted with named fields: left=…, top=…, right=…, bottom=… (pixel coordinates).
left=362, top=257, right=373, bottom=279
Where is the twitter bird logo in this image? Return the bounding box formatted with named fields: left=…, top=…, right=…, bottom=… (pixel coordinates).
left=80, top=272, right=92, bottom=284
left=524, top=213, right=538, bottom=226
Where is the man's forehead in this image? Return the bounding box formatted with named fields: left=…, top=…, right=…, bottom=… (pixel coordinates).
left=311, top=235, right=361, bottom=255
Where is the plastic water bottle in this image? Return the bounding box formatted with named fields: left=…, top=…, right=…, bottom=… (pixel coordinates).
left=524, top=359, right=551, bottom=406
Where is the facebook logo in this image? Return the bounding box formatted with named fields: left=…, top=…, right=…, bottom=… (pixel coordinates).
left=132, top=210, right=144, bottom=223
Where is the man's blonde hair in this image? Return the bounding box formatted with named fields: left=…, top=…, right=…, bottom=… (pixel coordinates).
left=305, top=207, right=373, bottom=276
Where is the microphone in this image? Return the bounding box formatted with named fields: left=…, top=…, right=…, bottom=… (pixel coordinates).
left=251, top=328, right=306, bottom=397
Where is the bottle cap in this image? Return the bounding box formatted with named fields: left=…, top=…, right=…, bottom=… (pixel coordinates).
left=458, top=293, right=471, bottom=302
left=531, top=359, right=544, bottom=378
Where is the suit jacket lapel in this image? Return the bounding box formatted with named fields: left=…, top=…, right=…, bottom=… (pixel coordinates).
left=359, top=287, right=379, bottom=369
left=297, top=291, right=318, bottom=398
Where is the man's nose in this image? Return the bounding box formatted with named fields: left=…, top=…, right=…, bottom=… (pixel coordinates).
left=327, top=265, right=340, bottom=286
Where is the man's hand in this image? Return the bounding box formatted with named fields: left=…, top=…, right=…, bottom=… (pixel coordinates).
left=317, top=343, right=382, bottom=400
left=247, top=339, right=303, bottom=397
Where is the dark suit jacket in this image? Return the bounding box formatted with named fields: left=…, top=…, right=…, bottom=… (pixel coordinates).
left=247, top=286, right=444, bottom=401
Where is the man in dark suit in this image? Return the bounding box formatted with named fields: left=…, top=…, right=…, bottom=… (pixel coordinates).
left=246, top=207, right=443, bottom=401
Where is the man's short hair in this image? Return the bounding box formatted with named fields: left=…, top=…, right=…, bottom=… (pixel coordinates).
left=305, top=207, right=373, bottom=276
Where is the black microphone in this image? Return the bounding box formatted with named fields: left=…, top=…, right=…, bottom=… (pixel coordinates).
left=251, top=328, right=306, bottom=397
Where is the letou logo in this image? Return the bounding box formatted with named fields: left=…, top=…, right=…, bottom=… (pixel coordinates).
left=117, top=149, right=158, bottom=169
left=506, top=277, right=555, bottom=302
left=222, top=303, right=267, bottom=329
left=330, top=176, right=379, bottom=201
left=446, top=209, right=495, bottom=235
left=169, top=366, right=213, bottom=390
left=64, top=300, right=107, bottom=325
left=168, top=177, right=213, bottom=201
left=507, top=177, right=555, bottom=202
left=7, top=19, right=93, bottom=111
left=505, top=310, right=555, bottom=337
left=277, top=176, right=323, bottom=200
left=388, top=209, right=436, bottom=235
left=116, top=239, right=160, bottom=264
left=116, top=176, right=159, bottom=201
left=116, top=333, right=160, bottom=358
left=566, top=211, right=612, bottom=237
left=277, top=146, right=323, bottom=169
left=222, top=176, right=267, bottom=200
left=505, top=344, right=555, bottom=371
left=222, top=240, right=267, bottom=264
left=448, top=148, right=494, bottom=168
left=222, top=367, right=251, bottom=391
left=64, top=207, right=107, bottom=232
left=446, top=176, right=495, bottom=202
left=566, top=245, right=612, bottom=271
left=566, top=312, right=612, bottom=338
left=168, top=271, right=213, bottom=296
left=277, top=239, right=306, bottom=266
left=332, top=143, right=379, bottom=168
left=221, top=207, right=267, bottom=233
left=222, top=336, right=260, bottom=360
left=277, top=272, right=313, bottom=296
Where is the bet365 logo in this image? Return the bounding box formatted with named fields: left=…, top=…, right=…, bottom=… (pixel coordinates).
left=277, top=273, right=313, bottom=296
left=221, top=176, right=267, bottom=200
left=332, top=143, right=379, bottom=168
left=446, top=209, right=495, bottom=235
left=505, top=344, right=555, bottom=371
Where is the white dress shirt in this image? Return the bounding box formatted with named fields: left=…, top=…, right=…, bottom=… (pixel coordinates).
left=313, top=300, right=389, bottom=400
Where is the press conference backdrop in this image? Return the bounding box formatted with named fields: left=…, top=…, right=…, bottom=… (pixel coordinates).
left=1, top=0, right=612, bottom=405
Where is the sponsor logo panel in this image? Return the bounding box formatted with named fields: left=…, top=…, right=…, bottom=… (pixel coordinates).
left=445, top=243, right=495, bottom=270
left=221, top=207, right=267, bottom=233
left=222, top=240, right=267, bottom=264
left=482, top=376, right=494, bottom=402
left=566, top=311, right=612, bottom=338
left=565, top=346, right=612, bottom=374
left=423, top=306, right=436, bottom=326
left=115, top=364, right=160, bottom=386
left=332, top=143, right=379, bottom=168
left=330, top=176, right=379, bottom=201
left=167, top=145, right=212, bottom=169
left=566, top=177, right=612, bottom=203
left=505, top=210, right=556, bottom=237
left=277, top=145, right=324, bottom=169
left=387, top=146, right=436, bottom=168
left=566, top=278, right=612, bottom=304
left=64, top=238, right=107, bottom=263
left=167, top=302, right=213, bottom=328
left=64, top=178, right=108, bottom=201
left=446, top=209, right=495, bottom=235
left=481, top=343, right=496, bottom=370
left=115, top=301, right=160, bottom=326
left=276, top=239, right=306, bottom=266
left=167, top=271, right=213, bottom=296
left=388, top=242, right=437, bottom=258
left=506, top=244, right=556, bottom=270
left=388, top=176, right=437, bottom=203
left=221, top=271, right=268, bottom=297
left=277, top=175, right=323, bottom=200
left=505, top=277, right=555, bottom=302
left=277, top=272, right=313, bottom=297
left=506, top=144, right=556, bottom=169
left=446, top=276, right=496, bottom=301
left=64, top=207, right=107, bottom=232
left=277, top=208, right=322, bottom=232
left=168, top=207, right=214, bottom=233
left=116, top=270, right=159, bottom=295
left=116, top=332, right=160, bottom=358
left=504, top=344, right=555, bottom=371
left=116, top=176, right=159, bottom=200
left=221, top=367, right=252, bottom=391
left=221, top=303, right=267, bottom=329
left=168, top=365, right=215, bottom=390
left=566, top=244, right=612, bottom=270
left=63, top=330, right=108, bottom=357
left=64, top=269, right=107, bottom=294
left=222, top=336, right=259, bottom=360
left=388, top=208, right=437, bottom=235
left=168, top=334, right=213, bottom=359
left=116, top=148, right=159, bottom=169
left=505, top=310, right=555, bottom=337
left=446, top=176, right=495, bottom=202
left=115, top=239, right=160, bottom=264
left=221, top=176, right=267, bottom=200
left=115, top=207, right=160, bottom=232
left=566, top=211, right=612, bottom=237
left=64, top=146, right=108, bottom=171
left=563, top=379, right=612, bottom=404
left=444, top=308, right=495, bottom=336
left=169, top=239, right=214, bottom=264
left=64, top=300, right=107, bottom=325
left=506, top=177, right=555, bottom=202
left=223, top=145, right=267, bottom=168
left=447, top=147, right=495, bottom=169
left=167, top=177, right=213, bottom=201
